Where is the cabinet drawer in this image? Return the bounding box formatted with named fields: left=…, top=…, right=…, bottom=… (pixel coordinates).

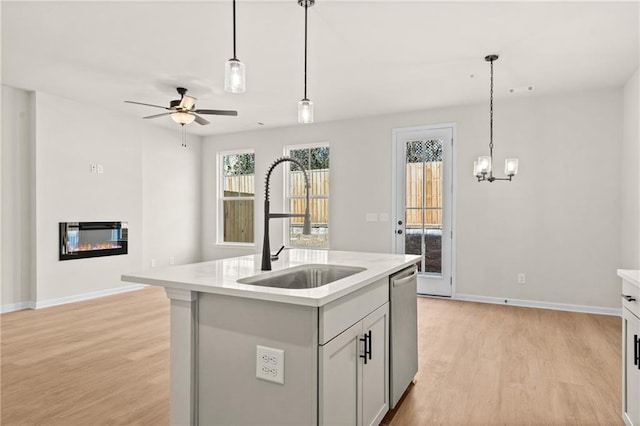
left=319, top=278, right=389, bottom=345
left=623, top=279, right=640, bottom=318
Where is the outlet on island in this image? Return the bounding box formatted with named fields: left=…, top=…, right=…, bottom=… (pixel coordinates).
left=256, top=345, right=284, bottom=384
left=517, top=273, right=526, bottom=284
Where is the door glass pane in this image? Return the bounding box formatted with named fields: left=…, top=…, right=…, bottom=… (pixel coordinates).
left=405, top=139, right=443, bottom=274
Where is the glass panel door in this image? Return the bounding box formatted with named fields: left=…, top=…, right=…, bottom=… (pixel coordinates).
left=394, top=125, right=453, bottom=296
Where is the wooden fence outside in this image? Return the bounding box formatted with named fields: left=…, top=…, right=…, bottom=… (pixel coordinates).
left=223, top=198, right=254, bottom=243
left=405, top=162, right=442, bottom=228
left=222, top=164, right=439, bottom=238
left=222, top=170, right=329, bottom=242
left=289, top=170, right=329, bottom=225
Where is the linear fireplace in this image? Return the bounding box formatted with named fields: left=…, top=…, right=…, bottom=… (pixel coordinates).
left=59, top=222, right=128, bottom=261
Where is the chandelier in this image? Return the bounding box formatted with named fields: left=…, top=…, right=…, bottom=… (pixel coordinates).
left=474, top=54, right=519, bottom=182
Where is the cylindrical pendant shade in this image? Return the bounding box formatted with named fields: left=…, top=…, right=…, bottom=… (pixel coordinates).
left=298, top=99, right=314, bottom=123
left=505, top=158, right=519, bottom=176
left=224, top=59, right=246, bottom=94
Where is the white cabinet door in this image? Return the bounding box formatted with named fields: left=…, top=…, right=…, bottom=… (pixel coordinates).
left=319, top=303, right=390, bottom=426
left=319, top=321, right=361, bottom=426
left=623, top=308, right=640, bottom=426
left=361, top=304, right=389, bottom=426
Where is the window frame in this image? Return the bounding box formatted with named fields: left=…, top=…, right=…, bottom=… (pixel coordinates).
left=216, top=149, right=256, bottom=247
left=284, top=142, right=330, bottom=249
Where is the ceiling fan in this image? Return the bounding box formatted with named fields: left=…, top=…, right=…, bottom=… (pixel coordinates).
left=124, top=87, right=238, bottom=126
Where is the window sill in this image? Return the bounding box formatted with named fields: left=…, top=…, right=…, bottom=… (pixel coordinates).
left=213, top=242, right=257, bottom=249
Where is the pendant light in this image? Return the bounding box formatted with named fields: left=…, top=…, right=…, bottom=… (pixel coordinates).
left=474, top=54, right=519, bottom=182
left=298, top=0, right=314, bottom=124
left=224, top=0, right=246, bottom=93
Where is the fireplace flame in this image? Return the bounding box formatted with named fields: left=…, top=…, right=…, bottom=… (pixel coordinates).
left=69, top=243, right=122, bottom=252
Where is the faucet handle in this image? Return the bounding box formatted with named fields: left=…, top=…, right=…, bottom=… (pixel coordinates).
left=270, top=245, right=286, bottom=261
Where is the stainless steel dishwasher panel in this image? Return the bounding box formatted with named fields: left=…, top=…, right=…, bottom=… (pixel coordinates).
left=390, top=264, right=419, bottom=408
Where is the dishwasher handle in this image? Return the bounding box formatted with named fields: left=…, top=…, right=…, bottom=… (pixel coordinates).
left=392, top=266, right=418, bottom=287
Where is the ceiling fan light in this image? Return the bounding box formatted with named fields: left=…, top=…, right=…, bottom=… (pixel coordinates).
left=171, top=112, right=195, bottom=125
left=505, top=158, right=519, bottom=176
left=225, top=59, right=246, bottom=94
left=298, top=99, right=313, bottom=123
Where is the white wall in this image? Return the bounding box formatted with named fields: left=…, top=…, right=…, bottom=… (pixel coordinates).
left=1, top=87, right=202, bottom=308
left=621, top=68, right=639, bottom=269
left=202, top=87, right=624, bottom=309
left=142, top=129, right=201, bottom=270
left=1, top=85, right=36, bottom=307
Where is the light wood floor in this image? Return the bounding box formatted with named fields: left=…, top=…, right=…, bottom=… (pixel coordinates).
left=1, top=286, right=622, bottom=425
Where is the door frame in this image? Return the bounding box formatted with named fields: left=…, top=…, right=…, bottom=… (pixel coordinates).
left=391, top=123, right=457, bottom=297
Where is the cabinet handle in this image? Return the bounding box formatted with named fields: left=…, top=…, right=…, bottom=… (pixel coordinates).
left=367, top=330, right=372, bottom=361
left=360, top=335, right=368, bottom=365
left=635, top=334, right=639, bottom=368
left=622, top=294, right=637, bottom=302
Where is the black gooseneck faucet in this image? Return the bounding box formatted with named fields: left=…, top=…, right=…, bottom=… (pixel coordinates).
left=262, top=157, right=311, bottom=271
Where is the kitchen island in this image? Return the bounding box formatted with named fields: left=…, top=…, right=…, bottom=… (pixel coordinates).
left=122, top=249, right=420, bottom=426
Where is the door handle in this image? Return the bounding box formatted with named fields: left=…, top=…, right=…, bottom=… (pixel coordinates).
left=359, top=334, right=368, bottom=365
left=396, top=230, right=403, bottom=235
left=635, top=334, right=639, bottom=368
left=393, top=266, right=418, bottom=287
left=622, top=294, right=637, bottom=302
left=359, top=331, right=371, bottom=364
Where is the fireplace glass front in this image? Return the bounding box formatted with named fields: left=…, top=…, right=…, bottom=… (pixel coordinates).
left=59, top=222, right=128, bottom=261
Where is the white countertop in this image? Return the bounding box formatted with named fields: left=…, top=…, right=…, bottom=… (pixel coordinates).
left=618, top=269, right=640, bottom=288
left=122, top=249, right=421, bottom=307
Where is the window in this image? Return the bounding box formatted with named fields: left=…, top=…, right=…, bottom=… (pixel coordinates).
left=285, top=144, right=329, bottom=248
left=218, top=151, right=255, bottom=244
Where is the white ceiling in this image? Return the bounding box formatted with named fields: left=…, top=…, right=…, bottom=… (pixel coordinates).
left=2, top=1, right=638, bottom=136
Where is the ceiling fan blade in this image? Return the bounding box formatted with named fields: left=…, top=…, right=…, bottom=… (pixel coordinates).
left=143, top=112, right=172, bottom=119
left=193, top=114, right=210, bottom=126
left=179, top=95, right=197, bottom=110
left=194, top=109, right=238, bottom=116
left=124, top=101, right=169, bottom=110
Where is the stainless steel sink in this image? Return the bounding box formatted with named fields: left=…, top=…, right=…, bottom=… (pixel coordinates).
left=237, top=264, right=366, bottom=289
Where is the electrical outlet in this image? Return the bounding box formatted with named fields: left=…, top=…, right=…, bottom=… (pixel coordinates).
left=517, top=273, right=526, bottom=284
left=97, top=164, right=104, bottom=174
left=379, top=213, right=389, bottom=222
left=90, top=164, right=97, bottom=173
left=151, top=258, right=157, bottom=268
left=169, top=256, right=175, bottom=265
left=366, top=213, right=378, bottom=222
left=256, top=345, right=284, bottom=384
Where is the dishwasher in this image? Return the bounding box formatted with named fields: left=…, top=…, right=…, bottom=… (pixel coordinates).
left=389, top=264, right=419, bottom=408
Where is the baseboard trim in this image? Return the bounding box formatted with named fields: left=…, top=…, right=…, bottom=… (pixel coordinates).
left=34, top=284, right=147, bottom=310
left=1, top=300, right=36, bottom=314
left=1, top=284, right=147, bottom=313
left=454, top=293, right=622, bottom=317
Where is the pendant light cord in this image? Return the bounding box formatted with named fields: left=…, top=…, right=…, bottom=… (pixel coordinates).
left=304, top=2, right=308, bottom=100
left=232, top=0, right=237, bottom=60
left=489, top=58, right=494, bottom=162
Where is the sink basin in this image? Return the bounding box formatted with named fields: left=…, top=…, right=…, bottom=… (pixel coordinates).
left=237, top=264, right=366, bottom=289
